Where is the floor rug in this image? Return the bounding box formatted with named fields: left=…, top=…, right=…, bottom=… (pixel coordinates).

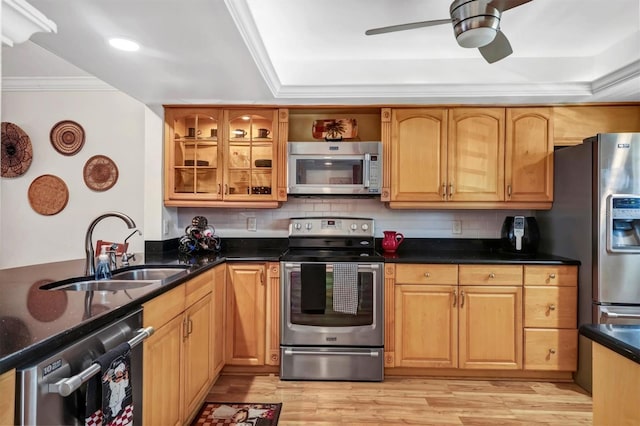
left=191, top=402, right=282, bottom=426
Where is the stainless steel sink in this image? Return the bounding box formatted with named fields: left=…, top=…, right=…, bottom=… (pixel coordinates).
left=51, top=280, right=160, bottom=292
left=110, top=266, right=190, bottom=281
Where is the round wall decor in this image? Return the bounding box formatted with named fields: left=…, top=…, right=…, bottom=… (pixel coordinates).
left=1, top=122, right=33, bottom=178
left=83, top=155, right=118, bottom=191
left=28, top=174, right=69, bottom=215
left=50, top=120, right=85, bottom=156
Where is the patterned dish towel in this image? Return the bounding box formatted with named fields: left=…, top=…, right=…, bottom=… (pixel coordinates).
left=333, top=263, right=358, bottom=315
left=85, top=342, right=133, bottom=426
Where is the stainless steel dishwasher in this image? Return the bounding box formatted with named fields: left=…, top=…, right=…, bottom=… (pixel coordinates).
left=16, top=308, right=152, bottom=425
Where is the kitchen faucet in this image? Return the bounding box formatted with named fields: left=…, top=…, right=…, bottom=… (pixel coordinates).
left=84, top=212, right=137, bottom=276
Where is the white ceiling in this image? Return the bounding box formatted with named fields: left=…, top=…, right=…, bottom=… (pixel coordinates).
left=2, top=0, right=640, bottom=107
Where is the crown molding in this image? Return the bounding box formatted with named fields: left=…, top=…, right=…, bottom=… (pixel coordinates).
left=2, top=0, right=57, bottom=47
left=592, top=59, right=640, bottom=94
left=1, top=76, right=117, bottom=92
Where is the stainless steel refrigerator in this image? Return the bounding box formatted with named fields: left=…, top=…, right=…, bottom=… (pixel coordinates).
left=538, top=132, right=640, bottom=392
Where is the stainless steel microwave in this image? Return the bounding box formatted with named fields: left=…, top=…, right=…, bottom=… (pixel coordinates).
left=287, top=141, right=382, bottom=195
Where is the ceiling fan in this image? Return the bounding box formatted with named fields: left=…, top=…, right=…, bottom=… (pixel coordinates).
left=365, top=0, right=532, bottom=63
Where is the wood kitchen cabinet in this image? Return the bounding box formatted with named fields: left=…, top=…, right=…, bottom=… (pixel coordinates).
left=164, top=106, right=282, bottom=207
left=505, top=107, right=554, bottom=203
left=390, top=107, right=507, bottom=202
left=226, top=263, right=266, bottom=366
left=553, top=104, right=640, bottom=146
left=523, top=265, right=578, bottom=371
left=210, top=264, right=226, bottom=378
left=0, top=368, right=15, bottom=426
left=142, top=270, right=214, bottom=425
left=388, top=107, right=554, bottom=209
left=395, top=264, right=522, bottom=370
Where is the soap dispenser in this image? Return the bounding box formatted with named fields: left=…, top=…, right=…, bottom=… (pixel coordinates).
left=95, top=246, right=112, bottom=280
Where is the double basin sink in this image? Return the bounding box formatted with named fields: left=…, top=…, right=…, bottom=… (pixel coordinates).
left=40, top=265, right=191, bottom=292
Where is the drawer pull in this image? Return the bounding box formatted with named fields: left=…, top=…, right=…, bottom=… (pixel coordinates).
left=549, top=348, right=556, bottom=355
left=548, top=304, right=556, bottom=311
left=489, top=273, right=495, bottom=279
left=549, top=273, right=556, bottom=279
left=424, top=272, right=431, bottom=278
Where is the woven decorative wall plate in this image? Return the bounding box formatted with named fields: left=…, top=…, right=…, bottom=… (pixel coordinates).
left=28, top=174, right=69, bottom=215
left=83, top=155, right=118, bottom=191
left=1, top=122, right=33, bottom=178
left=50, top=120, right=85, bottom=156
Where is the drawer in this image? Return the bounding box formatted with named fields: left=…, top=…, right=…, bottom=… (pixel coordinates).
left=524, top=265, right=577, bottom=286
left=143, top=284, right=185, bottom=328
left=524, top=287, right=577, bottom=328
left=458, top=265, right=522, bottom=286
left=524, top=329, right=577, bottom=371
left=395, top=264, right=458, bottom=285
left=185, top=270, right=213, bottom=307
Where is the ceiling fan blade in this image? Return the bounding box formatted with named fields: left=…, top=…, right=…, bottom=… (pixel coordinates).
left=488, top=0, right=532, bottom=13
left=365, top=19, right=451, bottom=36
left=478, top=30, right=513, bottom=63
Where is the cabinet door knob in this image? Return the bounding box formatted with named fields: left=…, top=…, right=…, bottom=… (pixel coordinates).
left=424, top=272, right=430, bottom=278
left=549, top=348, right=556, bottom=355
left=549, top=273, right=556, bottom=279
left=489, top=272, right=496, bottom=279
left=548, top=304, right=556, bottom=311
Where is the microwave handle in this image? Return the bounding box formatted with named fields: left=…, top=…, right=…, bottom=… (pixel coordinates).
left=363, top=153, right=371, bottom=188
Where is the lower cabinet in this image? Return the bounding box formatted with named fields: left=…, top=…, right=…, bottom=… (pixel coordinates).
left=226, top=263, right=266, bottom=365
left=142, top=269, right=214, bottom=425
left=394, top=264, right=539, bottom=372
left=210, top=264, right=226, bottom=378
left=0, top=368, right=15, bottom=426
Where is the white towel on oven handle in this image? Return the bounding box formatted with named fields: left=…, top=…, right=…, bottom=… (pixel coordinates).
left=333, top=263, right=358, bottom=315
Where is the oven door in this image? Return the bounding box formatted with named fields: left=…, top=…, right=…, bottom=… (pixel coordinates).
left=280, top=261, right=383, bottom=347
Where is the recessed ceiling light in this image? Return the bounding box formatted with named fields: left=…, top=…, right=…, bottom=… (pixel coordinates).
left=108, top=38, right=140, bottom=52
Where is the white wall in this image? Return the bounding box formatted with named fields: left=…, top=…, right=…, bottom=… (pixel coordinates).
left=178, top=199, right=532, bottom=240
left=1, top=90, right=147, bottom=268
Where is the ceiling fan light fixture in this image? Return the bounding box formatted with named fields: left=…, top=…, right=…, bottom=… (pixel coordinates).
left=455, top=25, right=497, bottom=48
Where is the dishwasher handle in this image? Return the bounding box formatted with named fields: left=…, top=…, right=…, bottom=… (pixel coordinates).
left=48, top=326, right=154, bottom=397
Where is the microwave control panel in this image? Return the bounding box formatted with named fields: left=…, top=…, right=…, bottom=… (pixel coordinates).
left=368, top=155, right=381, bottom=192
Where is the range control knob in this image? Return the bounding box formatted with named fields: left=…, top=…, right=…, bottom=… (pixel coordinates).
left=305, top=222, right=313, bottom=230
left=362, top=223, right=369, bottom=231
left=293, top=222, right=302, bottom=230
left=350, top=223, right=358, bottom=231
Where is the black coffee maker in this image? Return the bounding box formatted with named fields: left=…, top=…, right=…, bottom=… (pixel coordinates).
left=500, top=216, right=540, bottom=254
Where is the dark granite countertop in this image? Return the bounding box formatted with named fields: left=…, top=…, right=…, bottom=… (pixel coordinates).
left=0, top=237, right=576, bottom=375
left=580, top=324, right=640, bottom=364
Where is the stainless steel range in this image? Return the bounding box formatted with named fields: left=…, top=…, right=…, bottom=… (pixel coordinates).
left=280, top=217, right=384, bottom=381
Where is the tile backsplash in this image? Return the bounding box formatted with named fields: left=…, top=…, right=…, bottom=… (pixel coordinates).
left=178, top=198, right=533, bottom=239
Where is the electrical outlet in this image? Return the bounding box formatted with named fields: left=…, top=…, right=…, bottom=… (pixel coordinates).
left=163, top=220, right=169, bottom=235
left=452, top=220, right=462, bottom=234
left=247, top=217, right=257, bottom=232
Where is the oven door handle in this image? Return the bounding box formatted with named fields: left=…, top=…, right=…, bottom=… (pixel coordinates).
left=47, top=326, right=154, bottom=397
left=282, top=263, right=380, bottom=271
left=602, top=311, right=640, bottom=320
left=284, top=349, right=380, bottom=357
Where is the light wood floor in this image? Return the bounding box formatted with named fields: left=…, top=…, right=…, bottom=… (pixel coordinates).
left=204, top=374, right=593, bottom=425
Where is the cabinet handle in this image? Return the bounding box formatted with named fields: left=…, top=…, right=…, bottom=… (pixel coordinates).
left=442, top=183, right=446, bottom=199
left=549, top=273, right=556, bottom=279
left=224, top=184, right=229, bottom=195
left=453, top=289, right=457, bottom=307
left=183, top=318, right=189, bottom=339
left=187, top=318, right=193, bottom=335
left=449, top=184, right=454, bottom=198
left=460, top=290, right=465, bottom=308
left=489, top=272, right=496, bottom=279
left=260, top=269, right=264, bottom=285
left=548, top=304, right=556, bottom=311
left=424, top=272, right=430, bottom=278
left=218, top=183, right=221, bottom=195
left=507, top=185, right=512, bottom=198
left=549, top=348, right=556, bottom=355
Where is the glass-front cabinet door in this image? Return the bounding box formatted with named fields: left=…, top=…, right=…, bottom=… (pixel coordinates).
left=167, top=108, right=222, bottom=200
left=224, top=109, right=277, bottom=200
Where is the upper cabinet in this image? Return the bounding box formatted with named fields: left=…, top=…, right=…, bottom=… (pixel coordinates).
left=386, top=107, right=553, bottom=209
left=164, top=107, right=285, bottom=207
left=553, top=105, right=640, bottom=146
